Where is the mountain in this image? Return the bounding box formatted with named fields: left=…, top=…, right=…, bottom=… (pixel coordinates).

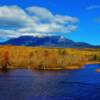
left=0, top=36, right=99, bottom=48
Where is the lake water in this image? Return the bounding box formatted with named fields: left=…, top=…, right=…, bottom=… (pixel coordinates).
left=0, top=64, right=100, bottom=100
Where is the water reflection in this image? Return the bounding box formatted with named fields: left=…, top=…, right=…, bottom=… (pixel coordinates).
left=0, top=64, right=100, bottom=100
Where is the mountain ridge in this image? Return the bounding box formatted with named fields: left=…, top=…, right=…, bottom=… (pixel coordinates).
left=0, top=36, right=99, bottom=48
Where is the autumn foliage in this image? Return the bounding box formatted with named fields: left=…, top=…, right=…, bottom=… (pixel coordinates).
left=0, top=45, right=100, bottom=70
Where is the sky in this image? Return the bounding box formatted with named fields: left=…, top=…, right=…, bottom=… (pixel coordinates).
left=0, top=0, right=100, bottom=45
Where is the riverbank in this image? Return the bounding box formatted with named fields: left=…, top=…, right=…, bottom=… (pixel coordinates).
left=1, top=62, right=100, bottom=71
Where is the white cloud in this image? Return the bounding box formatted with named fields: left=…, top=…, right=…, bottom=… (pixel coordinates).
left=0, top=6, right=35, bottom=28
left=0, top=29, right=23, bottom=38
left=26, top=6, right=53, bottom=20
left=0, top=5, right=79, bottom=39
left=54, top=15, right=78, bottom=24
left=86, top=5, right=100, bottom=10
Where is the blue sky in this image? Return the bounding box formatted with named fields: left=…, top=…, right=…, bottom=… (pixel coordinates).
left=0, top=0, right=100, bottom=45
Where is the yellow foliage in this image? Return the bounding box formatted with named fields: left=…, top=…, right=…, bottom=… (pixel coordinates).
left=0, top=45, right=99, bottom=70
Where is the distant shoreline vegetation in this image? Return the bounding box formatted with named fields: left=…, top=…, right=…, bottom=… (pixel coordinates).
left=0, top=45, right=100, bottom=70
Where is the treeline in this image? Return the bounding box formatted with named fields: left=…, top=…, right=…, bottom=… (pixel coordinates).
left=0, top=45, right=100, bottom=70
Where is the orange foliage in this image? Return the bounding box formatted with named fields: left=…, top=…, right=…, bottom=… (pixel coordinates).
left=0, top=45, right=99, bottom=70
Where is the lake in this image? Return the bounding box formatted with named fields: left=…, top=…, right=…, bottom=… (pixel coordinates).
left=0, top=64, right=100, bottom=100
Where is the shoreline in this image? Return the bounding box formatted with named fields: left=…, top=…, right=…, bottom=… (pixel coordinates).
left=0, top=62, right=100, bottom=71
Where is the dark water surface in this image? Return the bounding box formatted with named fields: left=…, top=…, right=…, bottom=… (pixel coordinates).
left=0, top=64, right=100, bottom=100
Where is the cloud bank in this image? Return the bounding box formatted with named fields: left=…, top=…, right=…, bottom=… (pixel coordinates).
left=0, top=5, right=78, bottom=39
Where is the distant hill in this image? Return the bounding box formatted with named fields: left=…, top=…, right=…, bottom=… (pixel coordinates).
left=0, top=36, right=99, bottom=48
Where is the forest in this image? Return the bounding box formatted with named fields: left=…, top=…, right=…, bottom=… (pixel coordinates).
left=0, top=45, right=100, bottom=70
